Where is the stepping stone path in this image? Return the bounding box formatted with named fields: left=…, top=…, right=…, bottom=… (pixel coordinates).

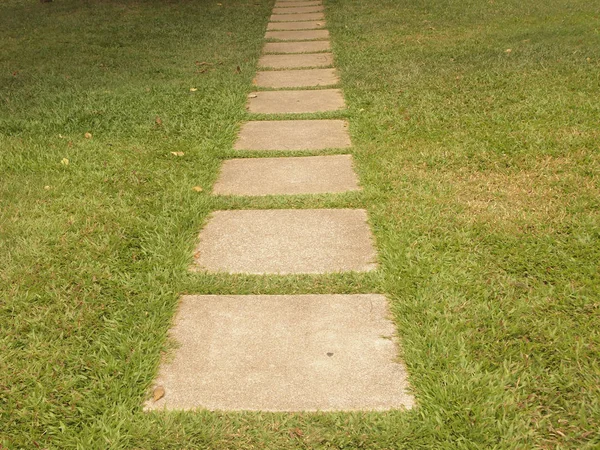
left=147, top=0, right=414, bottom=412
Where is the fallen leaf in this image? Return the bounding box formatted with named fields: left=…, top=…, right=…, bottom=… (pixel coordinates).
left=235, top=65, right=241, bottom=74
left=84, top=132, right=92, bottom=139
left=155, top=116, right=163, bottom=126
left=248, top=94, right=258, bottom=98
left=190, top=87, right=198, bottom=92
left=44, top=185, right=51, bottom=190
left=170, top=151, right=185, bottom=156
left=505, top=48, right=512, bottom=54
left=192, top=186, right=203, bottom=192
left=153, top=386, right=165, bottom=402
left=60, top=158, right=69, bottom=166
left=58, top=134, right=65, bottom=139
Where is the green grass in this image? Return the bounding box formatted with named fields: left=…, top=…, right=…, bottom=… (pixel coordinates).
left=1, top=0, right=599, bottom=448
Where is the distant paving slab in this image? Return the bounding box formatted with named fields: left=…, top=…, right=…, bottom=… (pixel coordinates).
left=247, top=89, right=344, bottom=114
left=272, top=6, right=324, bottom=14
left=263, top=40, right=331, bottom=54
left=259, top=53, right=333, bottom=69
left=235, top=120, right=350, bottom=151
left=270, top=12, right=325, bottom=22
left=274, top=1, right=322, bottom=7
left=145, top=294, right=414, bottom=411
left=267, top=21, right=325, bottom=30
left=254, top=68, right=339, bottom=88
left=213, top=155, right=360, bottom=196
left=266, top=30, right=329, bottom=41
left=192, top=209, right=376, bottom=274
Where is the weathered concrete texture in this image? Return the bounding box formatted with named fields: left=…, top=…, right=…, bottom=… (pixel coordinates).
left=272, top=6, right=324, bottom=14
left=270, top=12, right=325, bottom=22
left=274, top=1, right=322, bottom=7
left=266, top=30, right=329, bottom=41
left=267, top=21, right=325, bottom=31
left=145, top=294, right=414, bottom=411
left=254, top=68, right=339, bottom=88
left=259, top=53, right=333, bottom=69
left=234, top=120, right=351, bottom=151
left=247, top=89, right=344, bottom=114
left=263, top=40, right=331, bottom=54
left=213, top=155, right=360, bottom=196
left=192, top=209, right=377, bottom=274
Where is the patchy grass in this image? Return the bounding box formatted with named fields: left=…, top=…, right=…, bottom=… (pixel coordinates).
left=1, top=0, right=599, bottom=448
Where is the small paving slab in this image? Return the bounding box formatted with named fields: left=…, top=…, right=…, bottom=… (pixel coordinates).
left=247, top=89, right=344, bottom=114
left=270, top=12, right=325, bottom=22
left=145, top=294, right=414, bottom=411
left=192, top=209, right=376, bottom=274
left=265, top=30, right=329, bottom=41
left=259, top=53, right=333, bottom=69
left=267, top=21, right=325, bottom=31
left=272, top=6, right=324, bottom=14
left=213, top=155, right=360, bottom=196
left=274, top=1, right=322, bottom=7
left=234, top=120, right=350, bottom=151
left=254, top=68, right=338, bottom=88
left=263, top=40, right=330, bottom=54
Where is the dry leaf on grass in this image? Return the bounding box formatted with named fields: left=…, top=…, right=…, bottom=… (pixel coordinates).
left=170, top=152, right=185, bottom=156
left=84, top=132, right=92, bottom=139
left=192, top=186, right=203, bottom=192
left=60, top=158, right=69, bottom=166
left=190, top=88, right=198, bottom=92
left=155, top=116, right=163, bottom=126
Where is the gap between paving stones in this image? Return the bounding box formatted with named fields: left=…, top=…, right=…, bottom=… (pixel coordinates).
left=265, top=30, right=330, bottom=41
left=262, top=41, right=331, bottom=54
left=270, top=12, right=325, bottom=22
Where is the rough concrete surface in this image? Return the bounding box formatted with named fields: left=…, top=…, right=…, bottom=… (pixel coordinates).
left=247, top=89, right=344, bottom=114
left=254, top=68, right=338, bottom=88
left=266, top=30, right=329, bottom=41
left=191, top=209, right=377, bottom=274
left=213, top=155, right=360, bottom=196
left=259, top=53, right=333, bottom=69
left=145, top=294, right=415, bottom=411
left=267, top=21, right=325, bottom=30
left=274, top=1, right=322, bottom=7
left=270, top=12, right=325, bottom=22
left=263, top=40, right=330, bottom=54
left=272, top=6, right=324, bottom=15
left=234, top=120, right=351, bottom=151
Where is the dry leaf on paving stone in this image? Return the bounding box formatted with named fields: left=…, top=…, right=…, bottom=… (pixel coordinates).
left=84, top=132, right=92, bottom=139
left=192, top=186, right=203, bottom=192
left=153, top=386, right=165, bottom=402
left=170, top=152, right=185, bottom=156
left=249, top=94, right=258, bottom=98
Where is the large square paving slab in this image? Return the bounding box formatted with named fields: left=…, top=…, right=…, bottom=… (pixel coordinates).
left=259, top=53, right=333, bottom=69
left=267, top=21, right=325, bottom=30
left=234, top=120, right=351, bottom=151
left=266, top=30, right=329, bottom=41
left=272, top=6, right=325, bottom=15
left=254, top=68, right=339, bottom=88
left=145, top=294, right=414, bottom=411
left=274, top=1, right=322, bottom=7
left=247, top=89, right=344, bottom=114
left=263, top=40, right=330, bottom=54
left=270, top=12, right=325, bottom=22
left=192, top=209, right=377, bottom=274
left=213, top=155, right=360, bottom=196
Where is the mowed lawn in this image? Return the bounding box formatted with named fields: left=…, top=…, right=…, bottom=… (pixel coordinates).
left=1, top=0, right=599, bottom=448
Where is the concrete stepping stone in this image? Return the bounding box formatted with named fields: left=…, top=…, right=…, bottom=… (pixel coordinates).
left=259, top=53, right=333, bottom=69
left=254, top=68, right=338, bottom=88
left=263, top=40, right=331, bottom=54
left=272, top=6, right=324, bottom=14
left=247, top=89, right=344, bottom=114
left=274, top=1, right=322, bottom=7
left=267, top=21, right=325, bottom=31
left=265, top=30, right=329, bottom=41
left=145, top=294, right=414, bottom=411
left=192, top=209, right=376, bottom=274
left=234, top=120, right=350, bottom=151
left=213, top=155, right=360, bottom=196
left=270, top=12, right=325, bottom=22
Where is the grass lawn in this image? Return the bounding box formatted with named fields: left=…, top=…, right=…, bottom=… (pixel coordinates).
left=1, top=0, right=599, bottom=448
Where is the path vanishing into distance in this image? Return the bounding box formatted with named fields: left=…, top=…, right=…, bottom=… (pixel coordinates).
left=145, top=0, right=414, bottom=412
